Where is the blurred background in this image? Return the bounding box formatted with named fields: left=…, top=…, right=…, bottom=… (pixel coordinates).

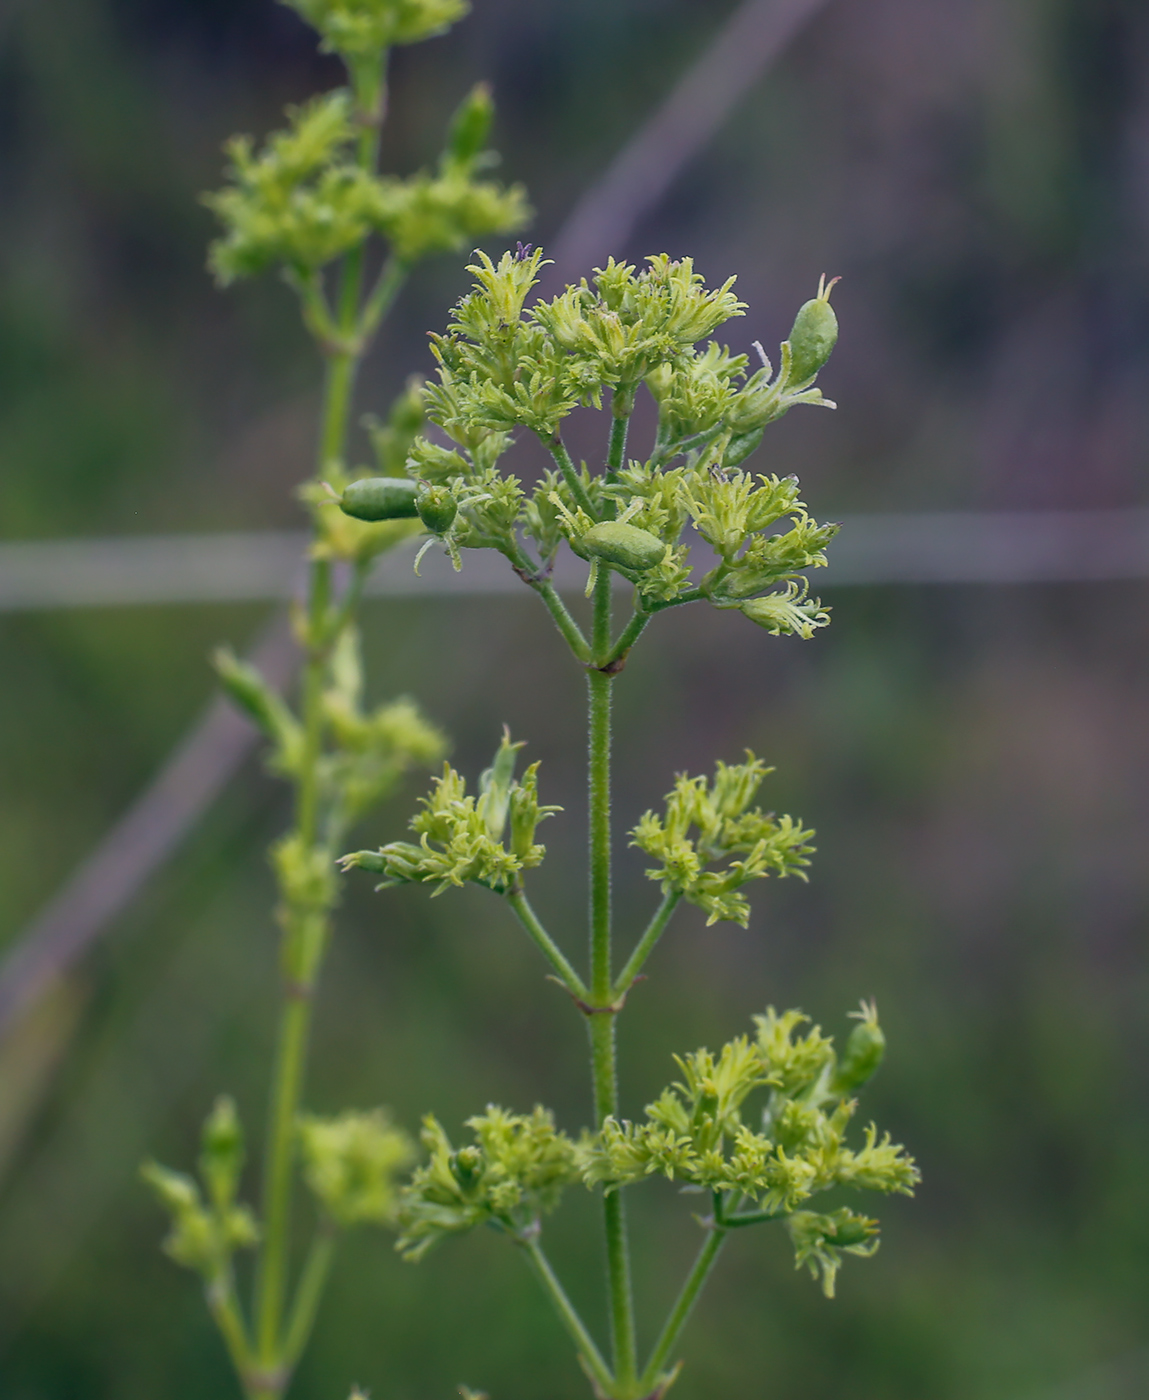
left=2, top=0, right=1149, bottom=1397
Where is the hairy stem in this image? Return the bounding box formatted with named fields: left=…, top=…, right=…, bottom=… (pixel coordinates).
left=507, top=889, right=588, bottom=998
left=501, top=540, right=590, bottom=660
left=522, top=1236, right=615, bottom=1395
left=605, top=389, right=633, bottom=485
left=585, top=576, right=638, bottom=1391
left=638, top=1222, right=727, bottom=1393
left=612, top=890, right=682, bottom=1001
left=546, top=434, right=597, bottom=518
left=603, top=608, right=651, bottom=671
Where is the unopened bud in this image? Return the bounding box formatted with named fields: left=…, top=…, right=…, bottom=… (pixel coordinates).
left=446, top=83, right=494, bottom=167
left=200, top=1096, right=244, bottom=1210
left=416, top=483, right=458, bottom=535
left=829, top=1001, right=885, bottom=1095
left=452, top=1145, right=483, bottom=1189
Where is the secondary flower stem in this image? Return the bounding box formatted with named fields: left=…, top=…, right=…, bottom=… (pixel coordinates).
left=612, top=890, right=682, bottom=1001
left=546, top=434, right=597, bottom=518
left=603, top=607, right=651, bottom=671
left=205, top=1270, right=254, bottom=1385
left=522, top=1236, right=615, bottom=1394
left=251, top=56, right=387, bottom=1371
left=638, top=1220, right=728, bottom=1393
left=506, top=889, right=588, bottom=999
left=359, top=255, right=408, bottom=345
left=281, top=1223, right=337, bottom=1370
left=254, top=990, right=313, bottom=1369
left=503, top=541, right=591, bottom=660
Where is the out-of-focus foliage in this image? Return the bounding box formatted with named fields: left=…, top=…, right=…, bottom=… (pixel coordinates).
left=3, top=0, right=1149, bottom=1398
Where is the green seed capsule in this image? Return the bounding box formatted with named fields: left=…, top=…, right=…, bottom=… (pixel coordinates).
left=416, top=483, right=458, bottom=535
left=785, top=275, right=839, bottom=385
left=339, top=477, right=420, bottom=522
left=340, top=481, right=422, bottom=526
left=580, top=521, right=667, bottom=572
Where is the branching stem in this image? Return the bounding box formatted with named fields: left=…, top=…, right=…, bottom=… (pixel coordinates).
left=638, top=1217, right=727, bottom=1394
left=507, top=889, right=588, bottom=998
left=281, top=1224, right=337, bottom=1370
left=546, top=434, right=597, bottom=518
left=612, top=890, right=682, bottom=1001
left=522, top=1236, right=615, bottom=1394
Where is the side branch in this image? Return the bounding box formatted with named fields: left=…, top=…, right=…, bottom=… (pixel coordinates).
left=521, top=1236, right=615, bottom=1395
left=506, top=890, right=589, bottom=999
left=612, top=889, right=682, bottom=1001
left=500, top=541, right=591, bottom=661
left=545, top=434, right=597, bottom=518
left=638, top=1213, right=727, bottom=1394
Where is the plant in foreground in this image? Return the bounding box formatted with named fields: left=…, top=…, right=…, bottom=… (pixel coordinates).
left=142, top=3, right=527, bottom=1398
left=341, top=250, right=919, bottom=1397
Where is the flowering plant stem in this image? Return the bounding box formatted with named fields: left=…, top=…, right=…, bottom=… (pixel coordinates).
left=348, top=241, right=919, bottom=1399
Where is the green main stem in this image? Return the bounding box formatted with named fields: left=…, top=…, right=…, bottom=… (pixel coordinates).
left=587, top=573, right=638, bottom=1394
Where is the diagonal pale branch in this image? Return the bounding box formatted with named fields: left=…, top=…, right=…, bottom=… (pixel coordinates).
left=548, top=0, right=833, bottom=275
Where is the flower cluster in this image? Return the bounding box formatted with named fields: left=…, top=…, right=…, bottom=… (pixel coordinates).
left=580, top=1005, right=918, bottom=1297
left=298, top=1109, right=415, bottom=1226
left=340, top=729, right=559, bottom=895
left=352, top=249, right=840, bottom=630
left=141, top=1098, right=259, bottom=1279
left=395, top=1106, right=583, bottom=1259
left=631, top=753, right=815, bottom=924
left=283, top=0, right=470, bottom=65
left=204, top=85, right=528, bottom=286
left=214, top=629, right=446, bottom=832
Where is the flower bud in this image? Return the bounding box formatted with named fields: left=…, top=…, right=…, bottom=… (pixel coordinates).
left=829, top=1001, right=885, bottom=1095
left=452, top=1145, right=484, bottom=1190
left=446, top=83, right=494, bottom=167
left=785, top=276, right=839, bottom=385
left=339, top=477, right=420, bottom=522
left=580, top=521, right=666, bottom=572
left=200, top=1096, right=244, bottom=1210
left=416, top=483, right=458, bottom=535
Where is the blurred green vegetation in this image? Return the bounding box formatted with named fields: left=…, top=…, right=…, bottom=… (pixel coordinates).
left=2, top=1, right=1149, bottom=1398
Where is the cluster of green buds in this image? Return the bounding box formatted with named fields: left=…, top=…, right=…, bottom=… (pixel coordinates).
left=581, top=1004, right=918, bottom=1297
left=395, top=1106, right=583, bottom=1259
left=631, top=753, right=815, bottom=925
left=340, top=729, right=559, bottom=896
left=334, top=249, right=840, bottom=636
left=142, top=1098, right=259, bottom=1281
